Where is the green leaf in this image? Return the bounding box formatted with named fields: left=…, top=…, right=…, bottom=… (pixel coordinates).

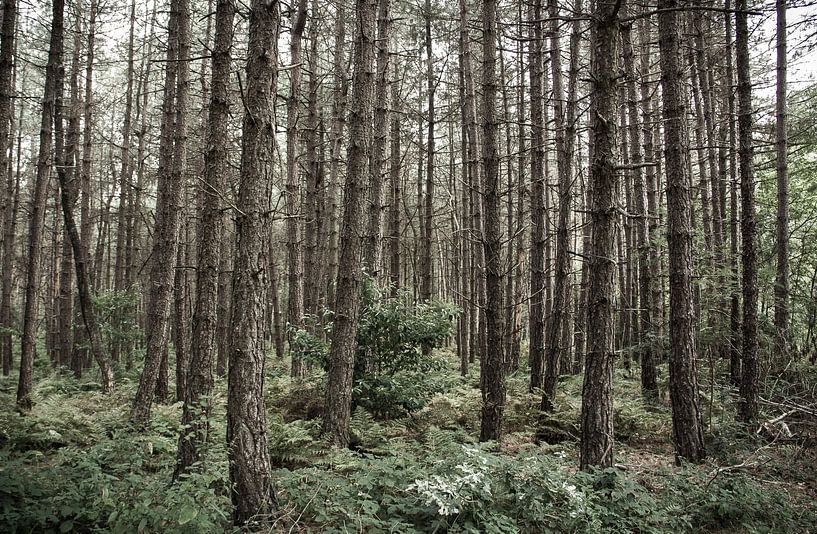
left=178, top=504, right=198, bottom=525
left=60, top=520, right=74, bottom=533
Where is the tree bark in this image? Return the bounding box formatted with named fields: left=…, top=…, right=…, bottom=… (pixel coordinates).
left=528, top=0, right=545, bottom=392
left=286, top=0, right=307, bottom=378
left=479, top=0, right=505, bottom=443
left=658, top=0, right=706, bottom=463
left=131, top=0, right=190, bottom=423
left=17, top=0, right=63, bottom=413
left=363, top=0, right=391, bottom=277
left=580, top=0, right=619, bottom=470
left=773, top=0, right=789, bottom=358
left=324, top=0, right=377, bottom=448
left=227, top=0, right=280, bottom=524
left=736, top=0, right=758, bottom=425
left=622, top=6, right=657, bottom=399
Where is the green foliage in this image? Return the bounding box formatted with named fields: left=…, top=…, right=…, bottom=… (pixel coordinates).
left=290, top=278, right=459, bottom=417
left=0, top=376, right=230, bottom=533
left=92, top=288, right=142, bottom=351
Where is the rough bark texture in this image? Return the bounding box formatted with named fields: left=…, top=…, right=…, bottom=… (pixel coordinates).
left=736, top=0, right=758, bottom=425
left=363, top=0, right=391, bottom=276
left=773, top=0, right=789, bottom=357
left=227, top=0, right=280, bottom=524
left=658, top=0, right=706, bottom=463
left=176, top=0, right=234, bottom=476
left=131, top=0, right=190, bottom=423
left=542, top=0, right=570, bottom=411
left=286, top=0, right=307, bottom=378
left=580, top=0, right=618, bottom=470
left=623, top=8, right=657, bottom=399
left=17, top=0, right=63, bottom=413
left=528, top=0, right=545, bottom=391
left=324, top=0, right=377, bottom=448
left=479, top=0, right=505, bottom=443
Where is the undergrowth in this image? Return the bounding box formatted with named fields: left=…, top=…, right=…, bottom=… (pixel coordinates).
left=0, top=351, right=815, bottom=533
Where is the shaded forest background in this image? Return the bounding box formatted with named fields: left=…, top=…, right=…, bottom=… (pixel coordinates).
left=2, top=0, right=817, bottom=531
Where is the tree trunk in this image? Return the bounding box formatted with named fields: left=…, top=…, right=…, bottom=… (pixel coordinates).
left=17, top=0, right=63, bottom=413
left=773, top=0, right=789, bottom=358
left=131, top=0, right=190, bottom=423
left=324, top=0, right=377, bottom=448
left=658, top=0, right=706, bottom=463
left=363, top=0, right=391, bottom=277
left=227, top=0, right=280, bottom=524
left=542, top=0, right=570, bottom=411
left=736, top=0, right=758, bottom=425
left=528, top=0, right=545, bottom=391
left=286, top=0, right=307, bottom=378
left=479, top=0, right=505, bottom=443
left=622, top=6, right=657, bottom=399
left=580, top=0, right=619, bottom=470
left=175, top=0, right=234, bottom=476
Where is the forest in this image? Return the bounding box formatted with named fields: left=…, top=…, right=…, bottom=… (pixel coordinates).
left=1, top=0, right=817, bottom=531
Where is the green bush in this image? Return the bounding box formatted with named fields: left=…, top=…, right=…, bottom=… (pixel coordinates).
left=290, top=278, right=459, bottom=417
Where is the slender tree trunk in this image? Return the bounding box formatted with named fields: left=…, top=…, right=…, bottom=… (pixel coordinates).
left=1, top=100, right=21, bottom=377
left=324, top=0, right=377, bottom=448
left=542, top=0, right=571, bottom=411
left=17, top=0, right=64, bottom=413
left=131, top=0, right=190, bottom=423
left=228, top=0, right=280, bottom=523
left=54, top=52, right=115, bottom=394
left=528, top=0, right=545, bottom=391
left=175, top=0, right=234, bottom=476
left=622, top=7, right=657, bottom=399
left=658, top=0, right=706, bottom=463
left=112, top=0, right=137, bottom=365
left=773, top=0, right=789, bottom=358
left=420, top=0, right=435, bottom=304
left=388, top=73, right=401, bottom=293
left=363, top=0, right=391, bottom=277
left=736, top=0, right=758, bottom=425
left=325, top=2, right=347, bottom=311
left=479, top=0, right=505, bottom=443
left=580, top=0, right=619, bottom=470
left=286, top=0, right=307, bottom=378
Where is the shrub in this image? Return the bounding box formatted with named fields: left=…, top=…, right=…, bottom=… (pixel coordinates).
left=290, top=277, right=459, bottom=417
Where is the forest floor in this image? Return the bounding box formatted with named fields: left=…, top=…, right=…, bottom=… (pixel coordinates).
left=2, top=347, right=817, bottom=533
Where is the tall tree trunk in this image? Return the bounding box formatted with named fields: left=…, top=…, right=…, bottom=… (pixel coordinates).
left=420, top=0, right=435, bottom=304
left=388, top=72, right=401, bottom=293
left=1, top=99, right=21, bottom=376
left=580, top=0, right=619, bottom=470
left=542, top=0, right=570, bottom=411
left=324, top=0, right=377, bottom=448
left=528, top=0, right=545, bottom=391
left=736, top=0, right=758, bottom=425
left=325, top=2, right=347, bottom=311
left=112, top=0, right=137, bottom=365
left=131, top=0, right=190, bottom=423
left=658, top=0, right=706, bottom=463
left=363, top=0, right=391, bottom=276
left=479, top=0, right=505, bottom=443
left=286, top=0, right=307, bottom=378
left=228, top=0, right=280, bottom=523
left=773, top=0, right=789, bottom=358
left=54, top=43, right=115, bottom=394
left=622, top=6, right=657, bottom=399
left=724, top=0, right=741, bottom=387
left=0, top=0, right=15, bottom=198
left=17, top=0, right=63, bottom=413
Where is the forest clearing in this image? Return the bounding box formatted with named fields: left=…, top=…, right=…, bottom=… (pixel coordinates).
left=1, top=0, right=817, bottom=531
